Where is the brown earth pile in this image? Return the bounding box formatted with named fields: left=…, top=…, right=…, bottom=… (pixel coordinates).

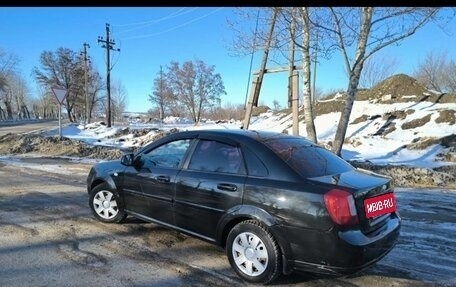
left=0, top=133, right=124, bottom=160
left=356, top=74, right=432, bottom=102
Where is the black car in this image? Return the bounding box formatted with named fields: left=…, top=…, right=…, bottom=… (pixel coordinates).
left=86, top=129, right=401, bottom=284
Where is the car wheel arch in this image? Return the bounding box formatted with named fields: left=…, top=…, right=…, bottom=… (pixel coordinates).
left=216, top=205, right=279, bottom=248
left=89, top=179, right=106, bottom=193
left=89, top=177, right=118, bottom=194
left=89, top=178, right=126, bottom=207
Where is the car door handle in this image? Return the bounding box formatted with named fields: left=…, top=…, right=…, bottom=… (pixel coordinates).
left=217, top=183, right=237, bottom=192
left=156, top=175, right=170, bottom=183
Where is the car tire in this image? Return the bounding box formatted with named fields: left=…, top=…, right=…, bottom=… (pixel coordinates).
left=226, top=220, right=282, bottom=284
left=89, top=183, right=126, bottom=223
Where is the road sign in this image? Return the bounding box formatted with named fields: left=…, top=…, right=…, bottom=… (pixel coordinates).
left=51, top=87, right=67, bottom=139
left=51, top=87, right=67, bottom=105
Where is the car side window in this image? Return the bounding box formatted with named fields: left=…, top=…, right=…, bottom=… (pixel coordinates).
left=264, top=138, right=354, bottom=177
left=243, top=146, right=268, bottom=177
left=188, top=140, right=243, bottom=174
left=141, top=139, right=191, bottom=169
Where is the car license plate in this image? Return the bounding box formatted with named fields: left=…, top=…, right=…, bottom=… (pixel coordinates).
left=364, top=192, right=396, bottom=218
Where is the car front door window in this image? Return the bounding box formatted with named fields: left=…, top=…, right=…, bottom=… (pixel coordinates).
left=142, top=139, right=191, bottom=169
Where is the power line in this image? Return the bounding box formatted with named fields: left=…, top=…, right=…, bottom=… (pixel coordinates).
left=112, top=8, right=198, bottom=36
left=120, top=8, right=223, bottom=41
left=113, top=8, right=196, bottom=27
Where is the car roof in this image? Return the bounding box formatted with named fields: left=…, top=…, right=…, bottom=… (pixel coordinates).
left=171, top=128, right=314, bottom=144
left=138, top=129, right=316, bottom=155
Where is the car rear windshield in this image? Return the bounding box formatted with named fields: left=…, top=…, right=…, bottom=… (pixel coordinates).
left=263, top=138, right=354, bottom=178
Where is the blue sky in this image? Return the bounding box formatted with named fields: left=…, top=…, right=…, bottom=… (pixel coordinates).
left=0, top=7, right=455, bottom=113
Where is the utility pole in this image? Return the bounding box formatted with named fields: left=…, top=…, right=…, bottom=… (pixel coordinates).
left=81, top=42, right=90, bottom=124
left=98, top=23, right=120, bottom=127
left=242, top=8, right=278, bottom=130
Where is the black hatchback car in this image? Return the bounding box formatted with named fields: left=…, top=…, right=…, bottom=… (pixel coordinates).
left=86, top=129, right=401, bottom=284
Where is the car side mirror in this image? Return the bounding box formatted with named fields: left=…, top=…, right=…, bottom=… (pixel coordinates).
left=121, top=153, right=134, bottom=166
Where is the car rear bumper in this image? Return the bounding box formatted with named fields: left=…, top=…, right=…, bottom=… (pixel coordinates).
left=275, top=214, right=401, bottom=276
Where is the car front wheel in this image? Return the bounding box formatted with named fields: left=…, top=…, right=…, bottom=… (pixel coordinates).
left=89, top=183, right=126, bottom=223
left=226, top=220, right=282, bottom=284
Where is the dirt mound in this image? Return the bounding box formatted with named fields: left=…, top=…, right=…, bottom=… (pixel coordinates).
left=401, top=114, right=432, bottom=130
left=356, top=74, right=433, bottom=102
left=0, top=127, right=178, bottom=161
left=406, top=134, right=456, bottom=150
left=351, top=161, right=455, bottom=188
left=436, top=109, right=456, bottom=125
left=314, top=100, right=345, bottom=116
left=0, top=133, right=124, bottom=160
left=252, top=105, right=271, bottom=117
left=316, top=73, right=456, bottom=118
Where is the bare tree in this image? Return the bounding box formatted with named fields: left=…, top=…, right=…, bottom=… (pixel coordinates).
left=166, top=59, right=226, bottom=125
left=33, top=47, right=85, bottom=122
left=87, top=70, right=105, bottom=123
left=0, top=49, right=20, bottom=120
left=31, top=84, right=59, bottom=119
left=272, top=99, right=281, bottom=111
left=0, top=49, right=19, bottom=90
left=111, top=80, right=128, bottom=123
left=298, top=7, right=317, bottom=142
left=313, top=87, right=324, bottom=101
left=1, top=89, right=14, bottom=120
left=0, top=72, right=29, bottom=120
left=149, top=66, right=172, bottom=120
left=312, top=7, right=443, bottom=156
left=210, top=101, right=245, bottom=121
left=413, top=51, right=448, bottom=93
left=227, top=8, right=274, bottom=57
left=359, top=54, right=398, bottom=89
left=7, top=73, right=31, bottom=119
left=443, top=60, right=456, bottom=93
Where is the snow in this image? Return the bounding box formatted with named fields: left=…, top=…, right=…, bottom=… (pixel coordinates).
left=1, top=101, right=454, bottom=285
left=36, top=99, right=455, bottom=169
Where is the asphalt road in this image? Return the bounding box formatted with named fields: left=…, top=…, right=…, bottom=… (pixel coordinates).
left=0, top=119, right=62, bottom=137
left=0, top=156, right=455, bottom=287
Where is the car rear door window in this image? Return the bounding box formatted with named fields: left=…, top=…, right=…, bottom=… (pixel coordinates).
left=243, top=146, right=268, bottom=177
left=188, top=140, right=243, bottom=174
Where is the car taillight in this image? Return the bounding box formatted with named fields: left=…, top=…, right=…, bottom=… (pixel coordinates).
left=324, top=189, right=358, bottom=226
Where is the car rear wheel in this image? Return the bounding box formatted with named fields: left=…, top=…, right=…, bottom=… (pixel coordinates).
left=89, top=183, right=126, bottom=223
left=226, top=220, right=281, bottom=284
